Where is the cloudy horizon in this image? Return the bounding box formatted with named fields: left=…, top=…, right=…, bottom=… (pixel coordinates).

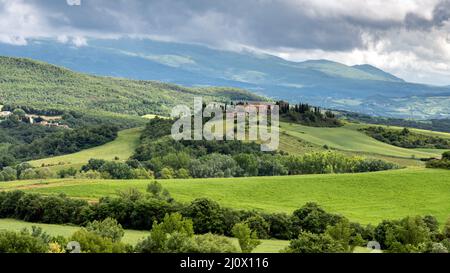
left=1, top=0, right=450, bottom=85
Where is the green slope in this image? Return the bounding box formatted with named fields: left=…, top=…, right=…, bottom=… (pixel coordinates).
left=27, top=120, right=443, bottom=172
left=29, top=127, right=142, bottom=170
left=0, top=56, right=263, bottom=116
left=281, top=122, right=443, bottom=159
left=2, top=169, right=450, bottom=225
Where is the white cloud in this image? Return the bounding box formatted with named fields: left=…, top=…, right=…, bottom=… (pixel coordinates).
left=67, top=0, right=81, bottom=6
left=57, top=35, right=69, bottom=44
left=72, top=36, right=87, bottom=47
left=0, top=0, right=49, bottom=44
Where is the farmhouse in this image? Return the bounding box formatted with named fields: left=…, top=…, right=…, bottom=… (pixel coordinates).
left=0, top=111, right=12, bottom=118
left=24, top=114, right=70, bottom=129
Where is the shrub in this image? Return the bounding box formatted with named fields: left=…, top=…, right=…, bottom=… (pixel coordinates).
left=375, top=216, right=432, bottom=253
left=443, top=152, right=450, bottom=160
left=234, top=153, right=259, bottom=177
left=135, top=213, right=194, bottom=253
left=86, top=218, right=125, bottom=243
left=159, top=167, right=175, bottom=179
left=325, top=218, right=354, bottom=251
left=285, top=231, right=345, bottom=253
left=263, top=213, right=292, bottom=240
left=58, top=167, right=78, bottom=178
left=0, top=230, right=48, bottom=253
left=183, top=198, right=227, bottom=234
left=291, top=202, right=342, bottom=236
left=245, top=215, right=270, bottom=239
left=187, top=234, right=239, bottom=253
left=429, top=243, right=448, bottom=253
left=75, top=170, right=103, bottom=179
left=175, top=168, right=191, bottom=179
left=70, top=229, right=129, bottom=253
left=82, top=159, right=107, bottom=172
left=258, top=155, right=288, bottom=176
left=232, top=223, right=260, bottom=253
left=19, top=169, right=38, bottom=180
left=426, top=159, right=450, bottom=170
left=132, top=168, right=154, bottom=179
left=426, top=152, right=450, bottom=170
left=444, top=217, right=450, bottom=239
left=0, top=167, right=17, bottom=181
left=99, top=162, right=135, bottom=180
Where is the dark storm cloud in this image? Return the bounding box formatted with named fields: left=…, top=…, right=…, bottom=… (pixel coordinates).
left=3, top=0, right=443, bottom=52
left=1, top=0, right=449, bottom=51
left=0, top=1, right=382, bottom=50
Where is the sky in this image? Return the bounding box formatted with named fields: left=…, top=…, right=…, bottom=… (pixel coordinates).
left=1, top=0, right=450, bottom=85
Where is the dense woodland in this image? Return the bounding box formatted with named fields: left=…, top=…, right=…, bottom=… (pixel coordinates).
left=0, top=110, right=119, bottom=172
left=0, top=56, right=262, bottom=117
left=361, top=127, right=450, bottom=149
left=1, top=186, right=450, bottom=253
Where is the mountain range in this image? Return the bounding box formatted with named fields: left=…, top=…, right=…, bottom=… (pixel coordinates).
left=1, top=38, right=449, bottom=119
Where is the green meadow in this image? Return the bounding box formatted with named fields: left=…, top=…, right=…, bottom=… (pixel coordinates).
left=29, top=127, right=142, bottom=171
left=2, top=168, right=449, bottom=226
left=280, top=122, right=444, bottom=159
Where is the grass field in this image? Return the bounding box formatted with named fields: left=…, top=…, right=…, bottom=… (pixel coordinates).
left=280, top=122, right=443, bottom=159
left=2, top=168, right=449, bottom=226
left=0, top=219, right=289, bottom=253
left=29, top=127, right=142, bottom=171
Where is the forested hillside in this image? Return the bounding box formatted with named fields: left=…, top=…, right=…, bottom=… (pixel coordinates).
left=0, top=56, right=264, bottom=117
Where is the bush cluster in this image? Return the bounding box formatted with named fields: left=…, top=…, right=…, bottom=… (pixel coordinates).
left=426, top=152, right=450, bottom=170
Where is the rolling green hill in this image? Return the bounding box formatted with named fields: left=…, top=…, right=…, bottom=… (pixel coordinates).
left=0, top=56, right=263, bottom=117
left=27, top=119, right=446, bottom=173
left=29, top=127, right=142, bottom=171
left=1, top=169, right=449, bottom=225
left=280, top=122, right=445, bottom=159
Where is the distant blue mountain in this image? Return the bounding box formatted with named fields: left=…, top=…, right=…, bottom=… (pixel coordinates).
left=0, top=38, right=449, bottom=119
left=352, top=64, right=405, bottom=83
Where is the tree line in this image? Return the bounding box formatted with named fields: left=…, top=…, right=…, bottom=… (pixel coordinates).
left=361, top=126, right=450, bottom=150
left=1, top=186, right=450, bottom=253
left=277, top=101, right=342, bottom=127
